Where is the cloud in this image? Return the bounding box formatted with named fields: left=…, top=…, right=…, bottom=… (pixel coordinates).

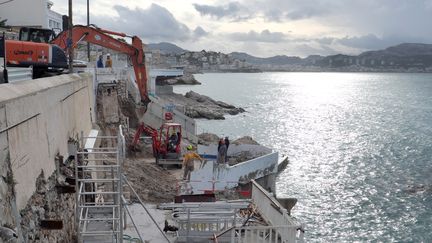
left=228, top=30, right=287, bottom=43
left=90, top=4, right=206, bottom=42
left=193, top=26, right=209, bottom=38
left=193, top=2, right=243, bottom=19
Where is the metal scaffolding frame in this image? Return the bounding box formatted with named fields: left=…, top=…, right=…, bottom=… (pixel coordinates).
left=75, top=126, right=125, bottom=242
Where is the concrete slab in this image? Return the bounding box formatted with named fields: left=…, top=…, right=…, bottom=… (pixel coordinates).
left=124, top=203, right=175, bottom=243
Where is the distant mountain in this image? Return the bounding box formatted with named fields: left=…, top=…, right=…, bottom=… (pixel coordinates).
left=229, top=52, right=302, bottom=65
left=146, top=41, right=432, bottom=72
left=317, top=43, right=432, bottom=69
left=360, top=43, right=432, bottom=57
left=146, top=42, right=187, bottom=54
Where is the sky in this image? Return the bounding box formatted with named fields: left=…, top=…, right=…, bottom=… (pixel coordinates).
left=50, top=0, right=432, bottom=57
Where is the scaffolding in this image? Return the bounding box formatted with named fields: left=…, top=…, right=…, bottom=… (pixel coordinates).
left=75, top=127, right=126, bottom=242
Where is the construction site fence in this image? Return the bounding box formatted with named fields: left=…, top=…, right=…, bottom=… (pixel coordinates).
left=3, top=66, right=33, bottom=83
left=213, top=225, right=303, bottom=243
left=177, top=179, right=251, bottom=197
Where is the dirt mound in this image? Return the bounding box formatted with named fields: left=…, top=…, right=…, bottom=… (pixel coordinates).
left=123, top=157, right=177, bottom=203
left=232, top=136, right=259, bottom=145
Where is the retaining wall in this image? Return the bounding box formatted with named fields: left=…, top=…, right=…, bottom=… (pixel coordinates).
left=198, top=144, right=272, bottom=158
left=187, top=152, right=279, bottom=193
left=0, top=73, right=94, bottom=214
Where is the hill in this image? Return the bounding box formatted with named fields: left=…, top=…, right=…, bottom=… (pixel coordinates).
left=229, top=52, right=302, bottom=65
left=146, top=42, right=187, bottom=54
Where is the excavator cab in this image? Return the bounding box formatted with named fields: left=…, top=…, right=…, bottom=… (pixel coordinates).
left=19, top=27, right=56, bottom=43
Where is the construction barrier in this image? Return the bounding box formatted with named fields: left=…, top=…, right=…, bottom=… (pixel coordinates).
left=4, top=66, right=33, bottom=83
left=176, top=179, right=251, bottom=197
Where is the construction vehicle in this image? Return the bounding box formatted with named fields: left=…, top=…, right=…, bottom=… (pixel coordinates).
left=131, top=122, right=183, bottom=167
left=3, top=27, right=68, bottom=78
left=3, top=25, right=149, bottom=104
left=52, top=25, right=149, bottom=104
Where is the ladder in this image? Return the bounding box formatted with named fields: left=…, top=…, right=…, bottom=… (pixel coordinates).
left=75, top=126, right=126, bottom=242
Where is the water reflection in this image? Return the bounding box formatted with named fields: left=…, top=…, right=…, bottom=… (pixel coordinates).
left=174, top=72, right=432, bottom=242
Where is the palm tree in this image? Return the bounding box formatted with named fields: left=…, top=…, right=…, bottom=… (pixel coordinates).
left=0, top=18, right=8, bottom=27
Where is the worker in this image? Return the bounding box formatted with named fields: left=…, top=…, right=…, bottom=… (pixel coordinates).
left=217, top=139, right=227, bottom=164
left=224, top=136, right=230, bottom=162
left=97, top=55, right=104, bottom=68
left=183, top=145, right=203, bottom=181
left=105, top=53, right=112, bottom=68
left=168, top=132, right=178, bottom=152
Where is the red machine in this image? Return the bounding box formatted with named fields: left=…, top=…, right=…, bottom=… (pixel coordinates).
left=132, top=122, right=182, bottom=164
left=4, top=27, right=68, bottom=77
left=51, top=25, right=149, bottom=104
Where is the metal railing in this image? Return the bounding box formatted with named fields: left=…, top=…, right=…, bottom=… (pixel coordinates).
left=250, top=180, right=305, bottom=242
left=214, top=225, right=302, bottom=243
left=4, top=66, right=33, bottom=83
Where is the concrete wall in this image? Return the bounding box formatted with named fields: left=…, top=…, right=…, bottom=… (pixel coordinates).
left=251, top=180, right=303, bottom=241
left=143, top=96, right=198, bottom=142
left=185, top=152, right=279, bottom=194
left=198, top=144, right=272, bottom=157
left=0, top=73, right=94, bottom=210
left=122, top=67, right=197, bottom=141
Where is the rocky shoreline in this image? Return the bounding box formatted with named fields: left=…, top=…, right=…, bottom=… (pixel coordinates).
left=159, top=90, right=245, bottom=120
left=163, top=73, right=201, bottom=85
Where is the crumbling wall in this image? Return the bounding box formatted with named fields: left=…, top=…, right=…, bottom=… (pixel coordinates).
left=19, top=169, right=76, bottom=242
left=0, top=73, right=94, bottom=241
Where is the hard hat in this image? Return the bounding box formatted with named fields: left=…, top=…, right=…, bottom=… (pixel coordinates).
left=107, top=53, right=111, bottom=56
left=187, top=145, right=193, bottom=150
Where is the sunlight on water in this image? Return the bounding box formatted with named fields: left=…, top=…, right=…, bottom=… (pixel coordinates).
left=174, top=72, right=432, bottom=242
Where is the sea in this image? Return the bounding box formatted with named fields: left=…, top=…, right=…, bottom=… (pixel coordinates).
left=173, top=72, right=432, bottom=242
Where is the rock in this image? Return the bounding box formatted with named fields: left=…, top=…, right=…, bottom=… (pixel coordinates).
left=215, top=101, right=235, bottom=109
left=160, top=90, right=245, bottom=120
left=198, top=133, right=220, bottom=145
left=227, top=107, right=246, bottom=115
left=233, top=136, right=259, bottom=145
left=0, top=226, right=18, bottom=242
left=196, top=108, right=225, bottom=120
left=164, top=73, right=201, bottom=85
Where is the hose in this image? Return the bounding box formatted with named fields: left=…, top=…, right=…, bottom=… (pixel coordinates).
left=123, top=234, right=142, bottom=243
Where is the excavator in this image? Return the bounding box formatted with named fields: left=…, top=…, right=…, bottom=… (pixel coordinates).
left=2, top=27, right=68, bottom=78
left=2, top=25, right=149, bottom=104
left=51, top=25, right=149, bottom=104
left=2, top=25, right=183, bottom=163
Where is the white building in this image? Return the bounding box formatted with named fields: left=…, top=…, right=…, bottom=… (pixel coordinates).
left=0, top=0, right=63, bottom=30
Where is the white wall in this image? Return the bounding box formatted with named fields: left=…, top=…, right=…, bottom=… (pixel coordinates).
left=0, top=0, right=46, bottom=27
left=143, top=96, right=198, bottom=142
left=198, top=144, right=272, bottom=157
left=183, top=152, right=279, bottom=194
left=0, top=73, right=94, bottom=210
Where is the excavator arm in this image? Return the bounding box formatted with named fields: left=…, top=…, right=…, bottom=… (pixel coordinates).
left=51, top=25, right=149, bottom=104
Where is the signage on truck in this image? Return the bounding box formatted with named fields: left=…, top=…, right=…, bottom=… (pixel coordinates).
left=13, top=50, right=33, bottom=55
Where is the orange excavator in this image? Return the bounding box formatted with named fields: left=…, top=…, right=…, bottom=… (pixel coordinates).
left=51, top=25, right=149, bottom=104
left=2, top=27, right=68, bottom=78
left=2, top=25, right=149, bottom=104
